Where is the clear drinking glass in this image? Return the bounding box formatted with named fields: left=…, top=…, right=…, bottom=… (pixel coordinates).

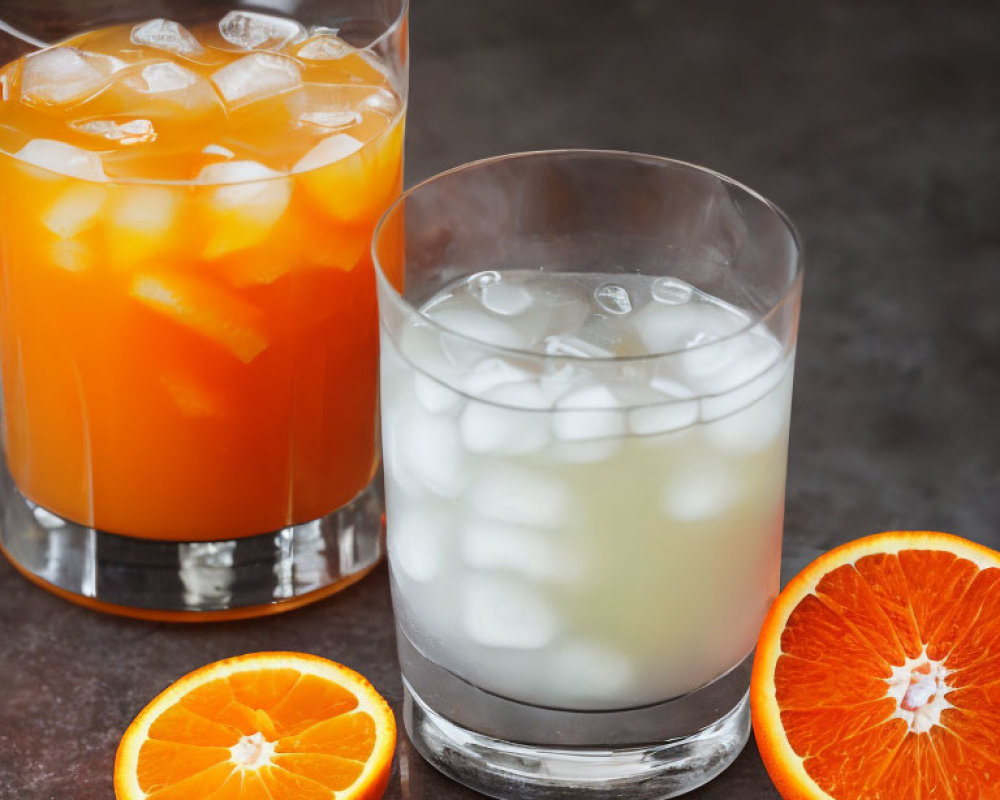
left=0, top=0, right=407, bottom=619
left=375, top=150, right=802, bottom=798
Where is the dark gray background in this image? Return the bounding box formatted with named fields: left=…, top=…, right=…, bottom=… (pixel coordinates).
left=1, top=0, right=999, bottom=798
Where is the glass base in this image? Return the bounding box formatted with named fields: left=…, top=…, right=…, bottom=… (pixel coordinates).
left=404, top=681, right=751, bottom=800
left=399, top=623, right=753, bottom=800
left=0, top=465, right=384, bottom=620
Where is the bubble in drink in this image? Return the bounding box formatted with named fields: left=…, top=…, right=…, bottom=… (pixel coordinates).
left=71, top=118, right=156, bottom=145
left=594, top=282, right=632, bottom=315
left=211, top=52, right=301, bottom=109
left=130, top=19, right=205, bottom=57
left=21, top=47, right=124, bottom=106
left=218, top=10, right=306, bottom=51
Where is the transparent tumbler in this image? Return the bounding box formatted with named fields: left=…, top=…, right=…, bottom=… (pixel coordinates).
left=374, top=150, right=802, bottom=798
left=0, top=0, right=408, bottom=619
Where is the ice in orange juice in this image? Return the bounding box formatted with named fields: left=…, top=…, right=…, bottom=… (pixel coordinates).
left=0, top=14, right=404, bottom=540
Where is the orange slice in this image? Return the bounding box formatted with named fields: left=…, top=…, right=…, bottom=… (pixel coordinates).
left=751, top=531, right=1000, bottom=800
left=114, top=652, right=395, bottom=800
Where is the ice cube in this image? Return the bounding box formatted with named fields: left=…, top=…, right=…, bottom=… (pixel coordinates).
left=388, top=408, right=469, bottom=499
left=703, top=366, right=791, bottom=454
left=413, top=373, right=463, bottom=415
left=107, top=186, right=179, bottom=267
left=463, top=575, right=560, bottom=649
left=545, top=640, right=634, bottom=702
left=469, top=464, right=570, bottom=528
left=543, top=334, right=614, bottom=359
left=297, top=33, right=353, bottom=61
left=471, top=273, right=534, bottom=317
left=292, top=133, right=363, bottom=174
left=197, top=161, right=291, bottom=258
left=552, top=384, right=626, bottom=442
left=460, top=518, right=575, bottom=581
left=628, top=399, right=698, bottom=437
left=357, top=87, right=400, bottom=117
left=462, top=357, right=534, bottom=397
left=683, top=328, right=781, bottom=396
left=16, top=140, right=107, bottom=182
left=631, top=300, right=746, bottom=355
left=21, top=47, right=124, bottom=106
left=395, top=321, right=461, bottom=390
left=431, top=307, right=526, bottom=356
left=202, top=144, right=234, bottom=159
left=297, top=109, right=362, bottom=131
left=460, top=383, right=551, bottom=455
left=389, top=502, right=451, bottom=582
left=218, top=10, right=306, bottom=51
left=652, top=277, right=694, bottom=305
left=122, top=62, right=222, bottom=114
left=71, top=118, right=156, bottom=146
left=594, top=282, right=632, bottom=315
left=42, top=184, right=106, bottom=238
left=649, top=373, right=696, bottom=399
left=211, top=53, right=301, bottom=109
left=661, top=461, right=739, bottom=522
left=50, top=240, right=93, bottom=272
left=160, top=371, right=222, bottom=416
left=138, top=61, right=197, bottom=93
left=130, top=19, right=205, bottom=57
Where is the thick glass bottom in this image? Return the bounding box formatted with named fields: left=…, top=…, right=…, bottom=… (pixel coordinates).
left=0, top=462, right=384, bottom=620
left=399, top=630, right=753, bottom=799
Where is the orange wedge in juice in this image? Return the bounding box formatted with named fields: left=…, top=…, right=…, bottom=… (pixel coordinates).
left=751, top=531, right=1000, bottom=800
left=114, top=652, right=395, bottom=800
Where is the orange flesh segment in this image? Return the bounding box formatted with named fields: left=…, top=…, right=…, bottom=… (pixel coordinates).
left=767, top=541, right=1000, bottom=799
left=117, top=655, right=391, bottom=800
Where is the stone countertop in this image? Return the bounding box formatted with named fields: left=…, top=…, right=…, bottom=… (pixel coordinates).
left=1, top=1, right=999, bottom=798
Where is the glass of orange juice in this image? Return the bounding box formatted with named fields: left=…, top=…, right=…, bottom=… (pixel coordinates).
left=0, top=0, right=407, bottom=618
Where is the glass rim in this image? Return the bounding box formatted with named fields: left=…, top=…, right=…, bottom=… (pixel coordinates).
left=373, top=148, right=805, bottom=364
left=0, top=0, right=409, bottom=187
left=0, top=0, right=410, bottom=51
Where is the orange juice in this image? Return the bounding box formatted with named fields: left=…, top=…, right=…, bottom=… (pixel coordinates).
left=0, top=17, right=404, bottom=540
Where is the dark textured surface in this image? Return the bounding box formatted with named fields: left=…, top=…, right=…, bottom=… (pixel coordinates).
left=1, top=1, right=999, bottom=798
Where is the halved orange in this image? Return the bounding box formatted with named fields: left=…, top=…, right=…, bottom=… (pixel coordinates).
left=751, top=531, right=1000, bottom=800
left=115, top=652, right=395, bottom=800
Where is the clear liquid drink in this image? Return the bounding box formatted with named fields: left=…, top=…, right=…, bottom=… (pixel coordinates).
left=383, top=271, right=792, bottom=712
left=374, top=150, right=802, bottom=799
